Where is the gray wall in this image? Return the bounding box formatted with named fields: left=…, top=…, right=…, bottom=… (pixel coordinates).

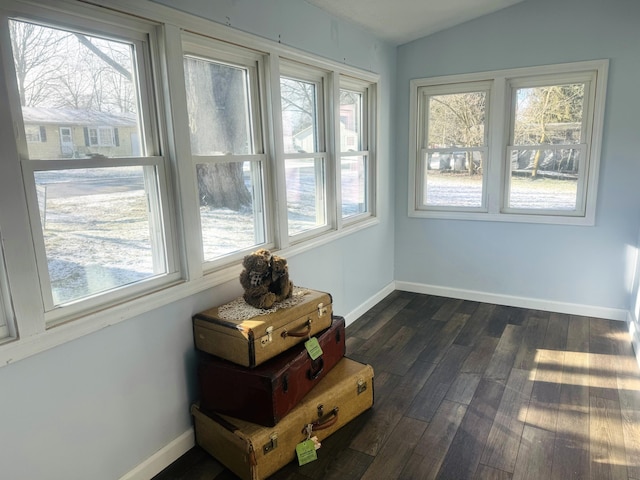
left=0, top=1, right=396, bottom=478
left=394, top=0, right=640, bottom=313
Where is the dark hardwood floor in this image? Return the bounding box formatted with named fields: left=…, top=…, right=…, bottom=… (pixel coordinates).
left=153, top=291, right=640, bottom=480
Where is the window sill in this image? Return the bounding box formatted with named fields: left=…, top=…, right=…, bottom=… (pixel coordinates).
left=408, top=209, right=595, bottom=226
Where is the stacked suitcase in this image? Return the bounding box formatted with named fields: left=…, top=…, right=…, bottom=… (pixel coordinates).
left=191, top=288, right=374, bottom=480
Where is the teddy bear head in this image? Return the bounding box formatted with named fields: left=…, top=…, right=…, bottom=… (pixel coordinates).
left=241, top=248, right=272, bottom=287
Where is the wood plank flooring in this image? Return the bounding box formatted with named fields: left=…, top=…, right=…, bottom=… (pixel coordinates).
left=153, top=291, right=640, bottom=480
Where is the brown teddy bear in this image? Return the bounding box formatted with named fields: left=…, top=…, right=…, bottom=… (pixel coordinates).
left=239, top=249, right=276, bottom=309
left=269, top=254, right=293, bottom=303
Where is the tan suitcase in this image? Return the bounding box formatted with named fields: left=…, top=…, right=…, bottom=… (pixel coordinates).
left=191, top=357, right=374, bottom=480
left=193, top=288, right=332, bottom=367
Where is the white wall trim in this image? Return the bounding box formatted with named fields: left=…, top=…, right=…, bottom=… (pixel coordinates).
left=119, top=428, right=194, bottom=480
left=343, top=281, right=396, bottom=327
left=395, top=281, right=628, bottom=322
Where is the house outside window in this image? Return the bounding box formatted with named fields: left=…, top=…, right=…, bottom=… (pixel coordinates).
left=409, top=60, right=608, bottom=225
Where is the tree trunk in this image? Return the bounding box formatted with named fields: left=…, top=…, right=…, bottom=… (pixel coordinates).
left=197, top=163, right=251, bottom=210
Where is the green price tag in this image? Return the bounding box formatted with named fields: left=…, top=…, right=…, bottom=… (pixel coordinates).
left=296, top=439, right=318, bottom=466
left=305, top=337, right=323, bottom=360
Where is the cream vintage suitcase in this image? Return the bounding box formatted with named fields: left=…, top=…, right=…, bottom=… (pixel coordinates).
left=192, top=288, right=332, bottom=367
left=191, top=357, right=374, bottom=480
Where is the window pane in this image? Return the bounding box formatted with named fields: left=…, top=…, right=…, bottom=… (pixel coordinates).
left=183, top=56, right=252, bottom=156
left=340, top=89, right=362, bottom=151
left=197, top=161, right=266, bottom=260
left=513, top=84, right=584, bottom=146
left=34, top=167, right=165, bottom=306
left=508, top=148, right=580, bottom=210
left=424, top=151, right=484, bottom=207
left=286, top=158, right=326, bottom=235
left=341, top=155, right=366, bottom=218
left=427, top=92, right=486, bottom=148
left=281, top=78, right=318, bottom=154
left=9, top=20, right=143, bottom=159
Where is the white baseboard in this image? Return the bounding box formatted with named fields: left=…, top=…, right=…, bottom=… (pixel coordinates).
left=119, top=428, right=194, bottom=480
left=395, top=281, right=629, bottom=322
left=343, top=281, right=396, bottom=327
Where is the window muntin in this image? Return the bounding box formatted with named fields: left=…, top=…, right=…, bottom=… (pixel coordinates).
left=339, top=82, right=372, bottom=220
left=416, top=83, right=490, bottom=211
left=182, top=48, right=268, bottom=265
left=410, top=61, right=607, bottom=224
left=8, top=17, right=176, bottom=318
left=280, top=67, right=328, bottom=238
left=505, top=79, right=589, bottom=215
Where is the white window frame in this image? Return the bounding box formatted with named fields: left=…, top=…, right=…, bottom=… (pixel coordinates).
left=414, top=80, right=492, bottom=214
left=409, top=59, right=609, bottom=225
left=180, top=32, right=273, bottom=271
left=2, top=3, right=180, bottom=325
left=337, top=75, right=376, bottom=226
left=277, top=59, right=333, bottom=244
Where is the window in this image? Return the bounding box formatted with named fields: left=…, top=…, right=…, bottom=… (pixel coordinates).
left=409, top=60, right=608, bottom=224
left=7, top=15, right=178, bottom=323
left=339, top=77, right=375, bottom=221
left=279, top=62, right=329, bottom=239
left=25, top=125, right=45, bottom=143
left=86, top=126, right=116, bottom=147
left=182, top=35, right=269, bottom=266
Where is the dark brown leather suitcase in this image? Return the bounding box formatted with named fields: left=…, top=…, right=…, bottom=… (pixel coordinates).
left=193, top=288, right=332, bottom=367
left=192, top=357, right=374, bottom=480
left=198, top=316, right=346, bottom=427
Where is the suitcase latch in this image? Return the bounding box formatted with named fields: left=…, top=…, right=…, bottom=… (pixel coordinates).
left=317, top=302, right=328, bottom=317
left=260, top=326, right=274, bottom=347
left=263, top=433, right=278, bottom=454
left=357, top=378, right=367, bottom=395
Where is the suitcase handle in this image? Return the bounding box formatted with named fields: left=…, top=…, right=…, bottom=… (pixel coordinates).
left=307, top=358, right=324, bottom=381
left=281, top=319, right=312, bottom=338
left=303, top=407, right=339, bottom=433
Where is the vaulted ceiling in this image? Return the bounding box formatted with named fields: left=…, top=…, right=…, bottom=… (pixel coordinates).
left=305, top=0, right=526, bottom=45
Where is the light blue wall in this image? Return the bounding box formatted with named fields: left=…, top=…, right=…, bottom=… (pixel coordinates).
left=394, top=0, right=640, bottom=312
left=0, top=1, right=396, bottom=478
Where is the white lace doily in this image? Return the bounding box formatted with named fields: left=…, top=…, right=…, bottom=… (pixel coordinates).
left=218, top=287, right=311, bottom=321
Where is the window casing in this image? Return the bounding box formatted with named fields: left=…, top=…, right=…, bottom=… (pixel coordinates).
left=409, top=60, right=608, bottom=225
